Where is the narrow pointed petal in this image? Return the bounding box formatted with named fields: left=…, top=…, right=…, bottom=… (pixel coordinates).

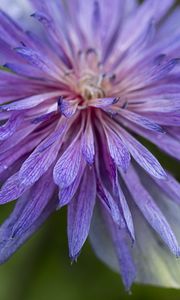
left=120, top=109, right=165, bottom=133
left=68, top=167, right=96, bottom=260
left=120, top=128, right=167, bottom=179
left=19, top=119, right=68, bottom=186
left=90, top=205, right=136, bottom=291
left=104, top=126, right=131, bottom=172
left=115, top=178, right=135, bottom=241
left=0, top=172, right=25, bottom=204
left=0, top=91, right=61, bottom=111
left=110, top=224, right=136, bottom=291
left=11, top=172, right=55, bottom=237
left=53, top=138, right=82, bottom=189
left=97, top=180, right=125, bottom=228
left=153, top=173, right=180, bottom=205
left=0, top=113, right=23, bottom=140
left=58, top=161, right=86, bottom=209
left=88, top=97, right=119, bottom=108
left=0, top=190, right=57, bottom=264
left=122, top=165, right=180, bottom=256
left=81, top=114, right=95, bottom=165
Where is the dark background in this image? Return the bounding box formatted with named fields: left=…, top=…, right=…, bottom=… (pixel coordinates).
left=0, top=0, right=180, bottom=299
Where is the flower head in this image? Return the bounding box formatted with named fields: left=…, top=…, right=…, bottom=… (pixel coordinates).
left=0, top=0, right=180, bottom=291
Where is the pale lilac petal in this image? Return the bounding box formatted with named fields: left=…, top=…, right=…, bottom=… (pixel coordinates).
left=130, top=185, right=180, bottom=288
left=154, top=173, right=180, bottom=205
left=90, top=205, right=136, bottom=291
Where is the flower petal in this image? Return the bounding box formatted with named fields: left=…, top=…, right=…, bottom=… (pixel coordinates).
left=58, top=161, right=86, bottom=209
left=0, top=187, right=57, bottom=264
left=11, top=171, right=55, bottom=237
left=81, top=113, right=95, bottom=165
left=19, top=118, right=68, bottom=186
left=90, top=204, right=136, bottom=291
left=68, top=167, right=96, bottom=261
left=131, top=198, right=180, bottom=288
left=120, top=128, right=167, bottom=179
left=104, top=126, right=131, bottom=172
left=53, top=137, right=82, bottom=189
left=122, top=165, right=180, bottom=256
left=0, top=113, right=23, bottom=140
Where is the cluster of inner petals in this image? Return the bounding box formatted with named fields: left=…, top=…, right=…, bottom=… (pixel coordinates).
left=77, top=72, right=106, bottom=101
left=62, top=49, right=116, bottom=111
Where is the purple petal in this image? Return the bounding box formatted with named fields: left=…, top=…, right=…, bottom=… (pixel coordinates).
left=0, top=190, right=57, bottom=264
left=58, top=97, right=78, bottom=118
left=19, top=119, right=68, bottom=186
left=104, top=126, right=131, bottom=172
left=68, top=167, right=96, bottom=260
left=81, top=116, right=95, bottom=165
left=119, top=118, right=180, bottom=160
left=58, top=161, right=86, bottom=208
left=110, top=224, right=136, bottom=291
left=0, top=113, right=23, bottom=140
left=11, top=171, right=55, bottom=237
left=122, top=165, right=180, bottom=256
left=0, top=91, right=60, bottom=111
left=4, top=62, right=45, bottom=78
left=97, top=180, right=125, bottom=228
left=120, top=128, right=167, bottom=179
left=53, top=138, right=82, bottom=189
left=115, top=178, right=135, bottom=241
left=15, top=47, right=62, bottom=79
left=120, top=110, right=165, bottom=133
left=90, top=205, right=136, bottom=291
left=154, top=173, right=180, bottom=205
left=91, top=1, right=101, bottom=33
left=0, top=172, right=25, bottom=204
left=88, top=97, right=119, bottom=108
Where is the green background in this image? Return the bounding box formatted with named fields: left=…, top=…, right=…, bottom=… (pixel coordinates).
left=0, top=0, right=180, bottom=299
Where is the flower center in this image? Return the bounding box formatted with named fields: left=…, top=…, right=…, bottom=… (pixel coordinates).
left=78, top=73, right=106, bottom=101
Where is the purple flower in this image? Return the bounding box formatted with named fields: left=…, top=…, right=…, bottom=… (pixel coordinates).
left=0, top=0, right=180, bottom=290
